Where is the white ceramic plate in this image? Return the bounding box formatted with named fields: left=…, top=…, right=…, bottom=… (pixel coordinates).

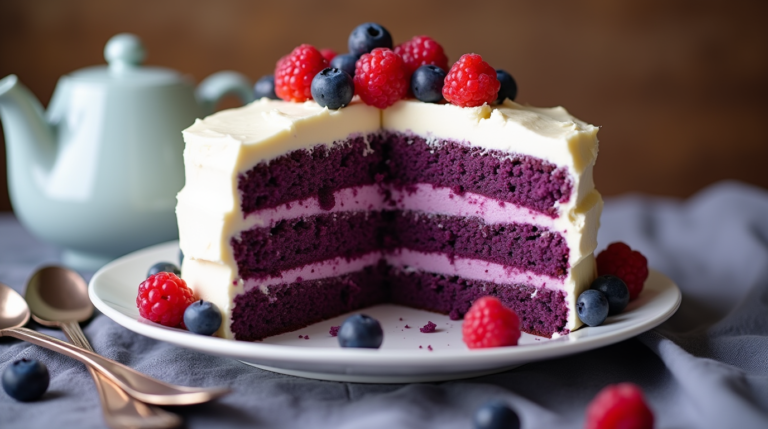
left=89, top=241, right=681, bottom=383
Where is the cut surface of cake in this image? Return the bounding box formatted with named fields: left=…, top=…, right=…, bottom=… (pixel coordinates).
left=176, top=97, right=602, bottom=341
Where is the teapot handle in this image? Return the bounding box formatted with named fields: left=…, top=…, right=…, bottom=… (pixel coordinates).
left=196, top=71, right=254, bottom=116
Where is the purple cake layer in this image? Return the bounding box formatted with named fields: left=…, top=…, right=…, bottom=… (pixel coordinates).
left=389, top=211, right=569, bottom=278
left=384, top=131, right=572, bottom=216
left=238, top=134, right=385, bottom=215
left=232, top=211, right=389, bottom=280
left=231, top=262, right=389, bottom=341
left=389, top=268, right=569, bottom=337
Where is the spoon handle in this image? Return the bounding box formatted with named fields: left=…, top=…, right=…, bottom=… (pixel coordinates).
left=60, top=321, right=181, bottom=429
left=3, top=326, right=229, bottom=405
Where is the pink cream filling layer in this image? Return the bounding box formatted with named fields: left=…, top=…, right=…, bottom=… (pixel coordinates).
left=241, top=250, right=565, bottom=293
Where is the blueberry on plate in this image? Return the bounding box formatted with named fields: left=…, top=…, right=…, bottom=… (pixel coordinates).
left=348, top=22, right=393, bottom=57
left=2, top=358, right=50, bottom=402
left=330, top=53, right=358, bottom=78
left=338, top=314, right=383, bottom=348
left=311, top=68, right=354, bottom=110
left=147, top=261, right=181, bottom=278
left=411, top=65, right=447, bottom=103
left=183, top=300, right=222, bottom=336
left=590, top=274, right=630, bottom=315
left=473, top=401, right=521, bottom=429
left=253, top=75, right=278, bottom=100
left=495, top=70, right=518, bottom=104
left=577, top=289, right=610, bottom=327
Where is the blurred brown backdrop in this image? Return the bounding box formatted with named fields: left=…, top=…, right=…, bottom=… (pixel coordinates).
left=1, top=0, right=767, bottom=212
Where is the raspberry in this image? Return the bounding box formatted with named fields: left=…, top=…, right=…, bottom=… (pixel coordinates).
left=274, top=44, right=329, bottom=102
left=597, top=242, right=649, bottom=301
left=136, top=272, right=196, bottom=327
left=394, top=35, right=449, bottom=76
left=354, top=48, right=408, bottom=108
left=462, top=297, right=521, bottom=349
left=585, top=383, right=654, bottom=429
left=320, top=48, right=337, bottom=62
left=442, top=53, right=500, bottom=108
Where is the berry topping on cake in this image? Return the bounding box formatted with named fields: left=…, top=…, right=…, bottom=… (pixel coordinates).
left=597, top=242, right=649, bottom=301
left=354, top=48, right=408, bottom=108
left=348, top=22, right=393, bottom=57
left=420, top=321, right=437, bottom=333
left=577, top=289, right=610, bottom=326
left=337, top=314, right=384, bottom=349
left=495, top=69, right=518, bottom=103
left=473, top=401, right=521, bottom=429
left=2, top=359, right=49, bottom=402
left=591, top=275, right=630, bottom=315
left=411, top=65, right=447, bottom=103
left=137, top=272, right=196, bottom=327
left=462, top=296, right=521, bottom=349
left=443, top=54, right=501, bottom=108
left=183, top=300, right=222, bottom=336
left=311, top=67, right=354, bottom=109
left=274, top=44, right=329, bottom=102
left=585, top=383, right=654, bottom=429
left=394, top=35, right=449, bottom=76
left=330, top=53, right=358, bottom=78
left=146, top=261, right=181, bottom=279
left=319, top=48, right=337, bottom=62
left=253, top=75, right=279, bottom=100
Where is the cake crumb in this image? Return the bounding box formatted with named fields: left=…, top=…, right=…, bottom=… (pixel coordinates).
left=298, top=335, right=304, bottom=339
left=428, top=345, right=433, bottom=351
left=404, top=324, right=411, bottom=329
left=304, top=335, right=310, bottom=340
left=420, top=321, right=437, bottom=333
left=329, top=326, right=340, bottom=337
left=419, top=345, right=422, bottom=349
left=399, top=317, right=403, bottom=321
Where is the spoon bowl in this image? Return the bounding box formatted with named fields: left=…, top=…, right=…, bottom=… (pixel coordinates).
left=0, top=283, right=30, bottom=330
left=25, top=266, right=93, bottom=326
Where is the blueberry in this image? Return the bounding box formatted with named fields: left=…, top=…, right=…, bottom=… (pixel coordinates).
left=253, top=75, right=278, bottom=100
left=590, top=275, right=630, bottom=315
left=2, top=359, right=49, bottom=402
left=330, top=53, right=358, bottom=78
left=183, top=300, right=222, bottom=336
left=337, top=314, right=383, bottom=349
left=411, top=65, right=447, bottom=103
left=147, top=261, right=180, bottom=278
left=473, top=401, right=521, bottom=429
left=348, top=23, right=393, bottom=57
left=495, top=69, right=518, bottom=103
left=577, top=289, right=610, bottom=327
left=311, top=68, right=354, bottom=110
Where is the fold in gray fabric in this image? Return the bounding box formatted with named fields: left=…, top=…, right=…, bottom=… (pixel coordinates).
left=1, top=181, right=766, bottom=428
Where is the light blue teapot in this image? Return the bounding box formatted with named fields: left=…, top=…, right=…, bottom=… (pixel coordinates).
left=0, top=34, right=254, bottom=270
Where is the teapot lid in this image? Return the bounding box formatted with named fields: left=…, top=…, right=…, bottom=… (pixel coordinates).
left=66, top=33, right=186, bottom=86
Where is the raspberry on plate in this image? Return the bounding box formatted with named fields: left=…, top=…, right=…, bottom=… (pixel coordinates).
left=443, top=53, right=500, bottom=108
left=462, top=296, right=521, bottom=349
left=585, top=383, right=654, bottom=429
left=137, top=271, right=196, bottom=327
left=274, top=44, right=329, bottom=102
left=354, top=48, right=408, bottom=108
left=394, top=35, right=449, bottom=76
left=596, top=242, right=649, bottom=301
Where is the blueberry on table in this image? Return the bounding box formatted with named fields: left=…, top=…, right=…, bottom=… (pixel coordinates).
left=253, top=75, right=279, bottom=100
left=311, top=68, right=354, bottom=110
left=473, top=401, right=521, bottom=429
left=590, top=274, right=630, bottom=315
left=146, top=261, right=180, bottom=278
left=330, top=53, right=358, bottom=78
left=338, top=314, right=384, bottom=349
left=411, top=65, right=447, bottom=103
left=577, top=289, right=610, bottom=327
left=183, top=300, right=222, bottom=336
left=2, top=359, right=50, bottom=402
left=348, top=22, right=393, bottom=57
left=495, top=69, right=518, bottom=103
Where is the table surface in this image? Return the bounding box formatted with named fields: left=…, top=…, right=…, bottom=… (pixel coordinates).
left=1, top=180, right=767, bottom=429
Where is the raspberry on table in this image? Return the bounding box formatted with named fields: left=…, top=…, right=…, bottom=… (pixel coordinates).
left=596, top=242, right=649, bottom=301
left=443, top=53, right=500, bottom=108
left=394, top=35, right=449, bottom=76
left=462, top=296, right=521, bottom=349
left=137, top=272, right=196, bottom=327
left=354, top=48, right=408, bottom=108
left=585, top=383, right=654, bottom=429
left=274, top=44, right=329, bottom=102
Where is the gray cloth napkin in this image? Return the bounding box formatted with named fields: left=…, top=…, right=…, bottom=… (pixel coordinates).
left=1, top=180, right=767, bottom=429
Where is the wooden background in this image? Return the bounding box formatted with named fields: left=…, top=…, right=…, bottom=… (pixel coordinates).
left=1, top=0, right=767, bottom=212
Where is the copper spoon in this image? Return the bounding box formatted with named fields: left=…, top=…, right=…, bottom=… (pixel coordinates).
left=0, top=281, right=229, bottom=406
left=25, top=266, right=181, bottom=429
